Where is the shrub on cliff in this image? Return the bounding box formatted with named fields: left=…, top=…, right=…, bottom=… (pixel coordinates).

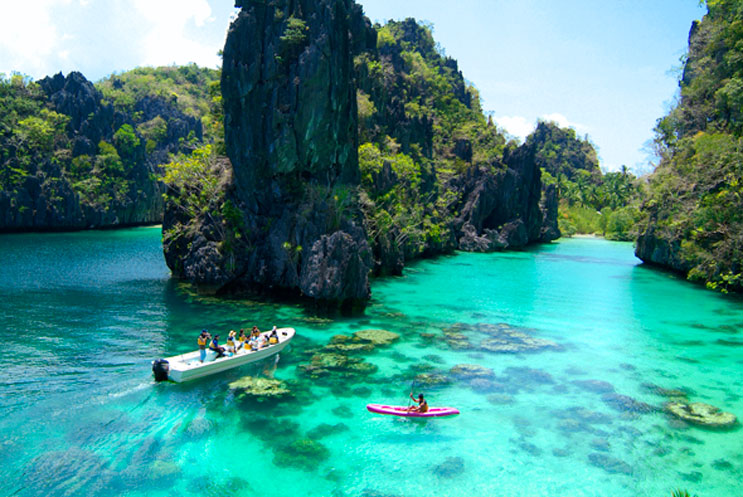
left=637, top=0, right=743, bottom=292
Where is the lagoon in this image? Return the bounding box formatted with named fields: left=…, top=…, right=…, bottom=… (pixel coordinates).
left=0, top=228, right=741, bottom=496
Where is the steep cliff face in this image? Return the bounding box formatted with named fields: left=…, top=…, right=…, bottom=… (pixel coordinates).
left=0, top=71, right=203, bottom=231
left=164, top=0, right=376, bottom=307
left=636, top=1, right=743, bottom=292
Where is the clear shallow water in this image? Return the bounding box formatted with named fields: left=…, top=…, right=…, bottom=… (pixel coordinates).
left=1, top=229, right=742, bottom=497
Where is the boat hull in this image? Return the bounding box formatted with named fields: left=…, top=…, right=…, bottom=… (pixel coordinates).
left=366, top=403, right=460, bottom=418
left=160, top=328, right=295, bottom=383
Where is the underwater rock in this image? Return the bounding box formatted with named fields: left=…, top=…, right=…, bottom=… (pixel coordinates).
left=480, top=334, right=560, bottom=354
left=469, top=378, right=499, bottom=393
left=307, top=422, right=349, bottom=440
left=184, top=417, right=213, bottom=438
left=664, top=402, right=738, bottom=429
left=332, top=405, right=354, bottom=419
left=149, top=459, right=181, bottom=485
left=273, top=438, right=330, bottom=471
left=487, top=394, right=515, bottom=405
left=443, top=330, right=473, bottom=350
left=229, top=376, right=291, bottom=400
left=590, top=438, right=611, bottom=452
left=23, top=447, right=107, bottom=495
left=642, top=383, right=690, bottom=401
left=432, top=456, right=465, bottom=478
left=414, top=372, right=451, bottom=388
left=712, top=459, right=734, bottom=471
left=504, top=366, right=555, bottom=385
left=420, top=332, right=437, bottom=342
left=449, top=363, right=495, bottom=380
left=601, top=393, right=656, bottom=414
left=552, top=447, right=571, bottom=457
left=193, top=476, right=252, bottom=497
left=552, top=407, right=613, bottom=425
left=353, top=329, right=400, bottom=346
left=323, top=335, right=376, bottom=354
left=587, top=453, right=633, bottom=475
left=352, top=386, right=372, bottom=397
left=679, top=470, right=703, bottom=483
left=573, top=380, right=615, bottom=394
left=299, top=352, right=378, bottom=379
left=423, top=354, right=445, bottom=364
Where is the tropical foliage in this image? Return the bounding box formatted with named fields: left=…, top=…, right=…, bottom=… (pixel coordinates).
left=640, top=0, right=743, bottom=292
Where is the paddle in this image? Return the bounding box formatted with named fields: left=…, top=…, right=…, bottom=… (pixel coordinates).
left=407, top=379, right=417, bottom=410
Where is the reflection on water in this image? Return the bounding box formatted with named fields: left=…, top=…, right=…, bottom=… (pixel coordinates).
left=0, top=231, right=741, bottom=497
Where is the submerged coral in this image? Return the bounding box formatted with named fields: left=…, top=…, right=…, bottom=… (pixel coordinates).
left=665, top=402, right=738, bottom=429
left=273, top=438, right=331, bottom=471
left=228, top=376, right=291, bottom=400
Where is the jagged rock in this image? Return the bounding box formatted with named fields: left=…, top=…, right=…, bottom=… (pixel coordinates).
left=665, top=402, right=738, bottom=429
left=1, top=71, right=185, bottom=231
left=164, top=0, right=376, bottom=307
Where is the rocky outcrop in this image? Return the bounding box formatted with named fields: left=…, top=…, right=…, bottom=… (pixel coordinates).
left=164, top=0, right=376, bottom=308
left=665, top=402, right=738, bottom=429
left=635, top=225, right=691, bottom=273
left=0, top=71, right=201, bottom=232
left=452, top=140, right=558, bottom=252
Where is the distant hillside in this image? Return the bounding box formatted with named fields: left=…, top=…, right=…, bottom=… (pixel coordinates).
left=637, top=0, right=743, bottom=292
left=0, top=64, right=219, bottom=231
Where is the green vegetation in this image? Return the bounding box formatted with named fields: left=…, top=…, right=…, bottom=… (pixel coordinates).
left=1, top=64, right=222, bottom=227
left=532, top=121, right=644, bottom=240
left=0, top=75, right=69, bottom=195
left=356, top=19, right=507, bottom=262
left=640, top=0, right=743, bottom=292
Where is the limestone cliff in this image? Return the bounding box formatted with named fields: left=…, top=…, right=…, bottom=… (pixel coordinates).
left=0, top=71, right=203, bottom=231
left=164, top=0, right=376, bottom=308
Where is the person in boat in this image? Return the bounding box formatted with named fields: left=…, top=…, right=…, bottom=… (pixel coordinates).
left=407, top=393, right=429, bottom=413
left=209, top=334, right=226, bottom=358
left=197, top=330, right=209, bottom=362
left=268, top=326, right=279, bottom=345
left=251, top=326, right=261, bottom=338
left=226, top=330, right=237, bottom=355
left=249, top=332, right=260, bottom=351
left=236, top=329, right=247, bottom=351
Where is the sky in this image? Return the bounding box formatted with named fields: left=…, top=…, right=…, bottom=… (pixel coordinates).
left=0, top=0, right=706, bottom=173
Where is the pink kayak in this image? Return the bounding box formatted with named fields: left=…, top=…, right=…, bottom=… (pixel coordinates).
left=366, top=403, right=460, bottom=418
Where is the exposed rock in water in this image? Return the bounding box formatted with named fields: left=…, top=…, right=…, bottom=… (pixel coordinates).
left=665, top=402, right=738, bottom=429
left=164, top=0, right=376, bottom=308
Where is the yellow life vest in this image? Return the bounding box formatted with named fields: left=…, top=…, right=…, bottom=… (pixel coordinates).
left=197, top=336, right=207, bottom=347
left=227, top=337, right=235, bottom=346
left=269, top=336, right=278, bottom=344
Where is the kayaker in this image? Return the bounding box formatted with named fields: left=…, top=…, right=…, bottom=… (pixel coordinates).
left=407, top=393, right=429, bottom=413
left=197, top=330, right=209, bottom=362
left=209, top=334, right=226, bottom=358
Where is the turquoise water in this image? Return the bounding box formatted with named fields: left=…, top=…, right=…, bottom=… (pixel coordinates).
left=1, top=228, right=741, bottom=496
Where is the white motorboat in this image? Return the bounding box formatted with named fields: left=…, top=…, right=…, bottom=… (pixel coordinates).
left=152, top=327, right=295, bottom=383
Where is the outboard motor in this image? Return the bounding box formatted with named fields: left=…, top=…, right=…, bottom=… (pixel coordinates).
left=152, top=359, right=170, bottom=382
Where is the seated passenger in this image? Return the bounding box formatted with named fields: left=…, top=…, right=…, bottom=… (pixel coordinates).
left=236, top=329, right=247, bottom=351
left=226, top=330, right=237, bottom=355
left=249, top=333, right=260, bottom=351
left=268, top=326, right=279, bottom=345
left=209, top=335, right=226, bottom=358
left=251, top=326, right=261, bottom=338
